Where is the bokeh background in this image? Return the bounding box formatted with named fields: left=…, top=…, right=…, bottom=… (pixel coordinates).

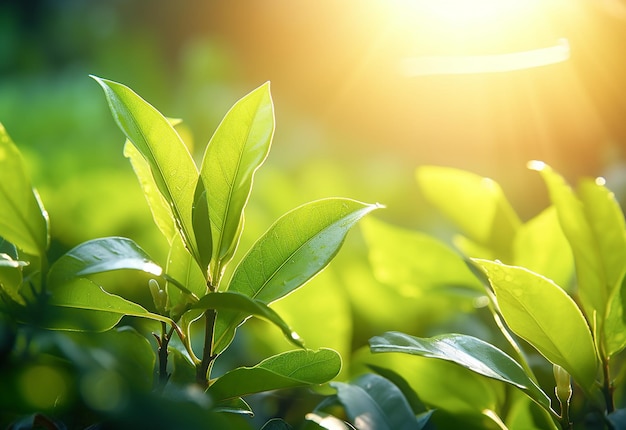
left=3, top=0, right=626, bottom=426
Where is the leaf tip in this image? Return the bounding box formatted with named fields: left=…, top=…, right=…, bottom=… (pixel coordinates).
left=527, top=160, right=547, bottom=172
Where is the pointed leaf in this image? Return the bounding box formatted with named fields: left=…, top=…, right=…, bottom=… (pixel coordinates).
left=192, top=291, right=304, bottom=348
left=192, top=177, right=212, bottom=275
left=0, top=251, right=26, bottom=305
left=48, top=277, right=174, bottom=326
left=213, top=198, right=380, bottom=353
left=332, top=373, right=430, bottom=430
left=47, top=237, right=162, bottom=288
left=92, top=76, right=202, bottom=267
left=261, top=418, right=293, bottom=430
left=416, top=166, right=520, bottom=260
left=165, top=234, right=207, bottom=314
left=369, top=331, right=551, bottom=410
left=0, top=123, right=49, bottom=256
left=200, top=82, right=275, bottom=281
left=124, top=141, right=178, bottom=244
left=207, top=348, right=341, bottom=402
left=473, top=259, right=598, bottom=391
left=213, top=397, right=253, bottom=416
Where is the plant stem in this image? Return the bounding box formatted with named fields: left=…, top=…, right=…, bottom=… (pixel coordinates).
left=157, top=321, right=174, bottom=391
left=602, top=355, right=615, bottom=414
left=196, top=308, right=217, bottom=389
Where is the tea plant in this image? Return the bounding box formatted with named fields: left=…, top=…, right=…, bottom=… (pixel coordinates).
left=0, top=78, right=380, bottom=428
left=312, top=164, right=626, bottom=429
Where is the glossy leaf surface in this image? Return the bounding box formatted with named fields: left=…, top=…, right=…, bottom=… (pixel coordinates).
left=192, top=291, right=304, bottom=348
left=47, top=237, right=162, bottom=287
left=92, top=76, right=204, bottom=268
left=369, top=331, right=551, bottom=410
left=332, top=373, right=430, bottom=430
left=213, top=198, right=380, bottom=353
left=416, top=166, right=520, bottom=259
left=207, top=348, right=341, bottom=402
left=200, top=82, right=274, bottom=281
left=0, top=124, right=48, bottom=256
left=474, top=259, right=598, bottom=390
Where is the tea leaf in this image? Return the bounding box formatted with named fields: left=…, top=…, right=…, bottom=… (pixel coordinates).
left=192, top=291, right=304, bottom=348
left=332, top=373, right=431, bottom=430
left=474, top=259, right=598, bottom=391
left=212, top=198, right=380, bottom=354
left=207, top=348, right=341, bottom=402
left=369, top=331, right=551, bottom=410
left=0, top=124, right=49, bottom=257
left=47, top=237, right=162, bottom=288
left=92, top=76, right=203, bottom=269
left=416, top=166, right=520, bottom=260
left=200, top=82, right=274, bottom=283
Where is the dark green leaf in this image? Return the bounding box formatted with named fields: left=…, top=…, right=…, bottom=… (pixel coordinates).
left=369, top=331, right=551, bottom=410
left=367, top=364, right=428, bottom=415
left=261, top=418, right=293, bottom=430
left=92, top=76, right=203, bottom=268
left=47, top=237, right=162, bottom=288
left=212, top=397, right=253, bottom=416
left=200, top=82, right=274, bottom=282
left=207, top=348, right=341, bottom=402
left=192, top=177, right=212, bottom=275
left=0, top=123, right=49, bottom=256
left=213, top=198, right=380, bottom=354
left=193, top=291, right=303, bottom=348
left=331, top=373, right=428, bottom=430
left=473, top=259, right=598, bottom=391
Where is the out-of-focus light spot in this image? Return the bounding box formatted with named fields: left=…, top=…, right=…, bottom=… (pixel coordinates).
left=19, top=365, right=68, bottom=410
left=473, top=295, right=490, bottom=308
left=81, top=369, right=128, bottom=412
left=595, top=176, right=607, bottom=186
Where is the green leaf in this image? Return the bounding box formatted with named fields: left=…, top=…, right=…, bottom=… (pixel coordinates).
left=473, top=259, right=598, bottom=391
left=48, top=277, right=174, bottom=326
left=332, top=373, right=430, bottom=430
left=0, top=123, right=49, bottom=256
left=0, top=250, right=27, bottom=305
left=192, top=177, right=212, bottom=275
left=513, top=206, right=574, bottom=291
left=213, top=198, right=380, bottom=354
left=213, top=397, right=253, bottom=416
left=200, top=82, right=275, bottom=282
left=192, top=291, right=304, bottom=348
left=416, top=166, right=520, bottom=260
left=165, top=234, right=207, bottom=315
left=47, top=237, right=163, bottom=288
left=261, top=418, right=293, bottom=430
left=124, top=141, right=178, bottom=244
left=361, top=217, right=484, bottom=296
left=530, top=162, right=626, bottom=344
left=207, top=348, right=341, bottom=402
left=92, top=76, right=203, bottom=268
left=369, top=331, right=551, bottom=411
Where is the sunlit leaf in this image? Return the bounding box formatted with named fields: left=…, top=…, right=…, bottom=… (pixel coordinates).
left=124, top=141, right=178, bottom=244
left=0, top=238, right=26, bottom=305
left=165, top=234, right=207, bottom=316
left=473, top=259, right=598, bottom=391
left=416, top=166, right=520, bottom=260
left=200, top=82, right=274, bottom=282
left=513, top=206, right=574, bottom=291
left=361, top=217, right=484, bottom=297
left=47, top=237, right=163, bottom=288
left=213, top=198, right=380, bottom=354
left=505, top=393, right=559, bottom=430
left=207, top=348, right=341, bottom=402
left=530, top=162, right=626, bottom=342
left=192, top=177, right=212, bottom=275
left=0, top=123, right=49, bottom=256
left=92, top=76, right=202, bottom=268
left=192, top=291, right=304, bottom=348
left=332, top=373, right=430, bottom=430
left=369, top=331, right=551, bottom=411
left=48, top=277, right=173, bottom=326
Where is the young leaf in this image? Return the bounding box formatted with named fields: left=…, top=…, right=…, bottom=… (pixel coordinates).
left=0, top=251, right=27, bottom=305
left=192, top=291, right=304, bottom=348
left=0, top=123, right=49, bottom=257
left=192, top=177, right=212, bottom=275
left=473, top=259, right=598, bottom=391
left=212, top=198, right=381, bottom=354
left=48, top=277, right=174, bottom=326
left=91, top=76, right=204, bottom=269
left=206, top=348, right=341, bottom=402
left=331, top=373, right=431, bottom=430
left=416, top=166, right=520, bottom=260
left=199, top=82, right=274, bottom=283
left=47, top=237, right=163, bottom=288
left=530, top=162, right=626, bottom=339
left=369, top=331, right=552, bottom=411
left=165, top=234, right=208, bottom=314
